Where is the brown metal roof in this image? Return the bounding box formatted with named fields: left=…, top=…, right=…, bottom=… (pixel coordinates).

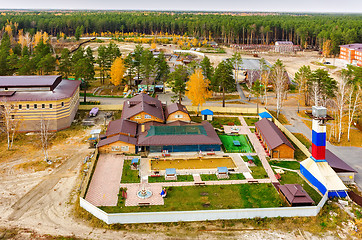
left=0, top=91, right=15, bottom=97
left=165, top=102, right=189, bottom=118
left=279, top=184, right=314, bottom=205
left=255, top=118, right=295, bottom=150
left=2, top=79, right=80, bottom=102
left=137, top=121, right=221, bottom=146
left=97, top=134, right=137, bottom=147
left=106, top=119, right=138, bottom=137
left=0, top=75, right=62, bottom=88
left=121, top=93, right=164, bottom=121
left=308, top=147, right=357, bottom=173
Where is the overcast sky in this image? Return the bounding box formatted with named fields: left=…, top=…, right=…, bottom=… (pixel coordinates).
left=1, top=0, right=362, bottom=13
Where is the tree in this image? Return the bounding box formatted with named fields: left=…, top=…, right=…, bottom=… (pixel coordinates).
left=0, top=99, right=20, bottom=150
left=213, top=60, right=235, bottom=107
left=110, top=57, right=126, bottom=87
left=270, top=59, right=289, bottom=119
left=59, top=48, right=71, bottom=79
left=186, top=69, right=212, bottom=112
left=335, top=70, right=350, bottom=142
left=294, top=65, right=312, bottom=111
left=133, top=45, right=144, bottom=82
left=37, top=53, right=56, bottom=75
left=308, top=69, right=337, bottom=107
left=168, top=65, right=188, bottom=103
left=251, top=79, right=263, bottom=102
left=259, top=58, right=270, bottom=105
left=75, top=25, right=84, bottom=41
left=155, top=52, right=170, bottom=84
left=39, top=116, right=54, bottom=162
left=73, top=51, right=95, bottom=102
left=200, top=56, right=214, bottom=81
left=322, top=40, right=332, bottom=58
left=97, top=45, right=107, bottom=84
left=124, top=53, right=135, bottom=86
left=230, top=52, right=242, bottom=82
left=140, top=49, right=156, bottom=89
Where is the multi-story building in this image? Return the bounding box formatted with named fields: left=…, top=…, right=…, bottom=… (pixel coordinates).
left=339, top=43, right=362, bottom=66
left=0, top=75, right=80, bottom=132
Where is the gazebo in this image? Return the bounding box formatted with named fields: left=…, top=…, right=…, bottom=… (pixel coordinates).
left=217, top=167, right=229, bottom=179
left=165, top=168, right=177, bottom=180
left=201, top=109, right=214, bottom=121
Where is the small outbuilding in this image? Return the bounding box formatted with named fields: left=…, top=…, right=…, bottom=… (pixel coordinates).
left=201, top=109, right=214, bottom=121
left=258, top=112, right=273, bottom=121
left=217, top=167, right=229, bottom=179
left=278, top=184, right=315, bottom=206
left=165, top=168, right=177, bottom=181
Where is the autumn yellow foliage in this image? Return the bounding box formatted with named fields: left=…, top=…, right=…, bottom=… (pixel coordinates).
left=110, top=57, right=126, bottom=87
left=151, top=42, right=157, bottom=49
left=186, top=69, right=212, bottom=108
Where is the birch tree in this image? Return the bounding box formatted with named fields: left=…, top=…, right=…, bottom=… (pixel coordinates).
left=270, top=59, right=289, bottom=119
left=335, top=70, right=349, bottom=142
left=39, top=116, right=54, bottom=162
left=294, top=65, right=311, bottom=112
left=186, top=69, right=212, bottom=113
left=0, top=99, right=19, bottom=150
left=346, top=66, right=362, bottom=141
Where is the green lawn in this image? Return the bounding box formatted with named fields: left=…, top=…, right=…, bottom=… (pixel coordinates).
left=219, top=134, right=254, bottom=153
left=241, top=156, right=268, bottom=179
left=244, top=117, right=259, bottom=126
left=284, top=134, right=308, bottom=161
left=100, top=183, right=286, bottom=213
left=268, top=110, right=290, bottom=125
left=279, top=171, right=322, bottom=203
left=200, top=173, right=245, bottom=181
left=148, top=175, right=194, bottom=183
left=121, top=160, right=140, bottom=183
left=191, top=116, right=202, bottom=123
left=269, top=160, right=300, bottom=170
left=293, top=133, right=312, bottom=149
left=211, top=117, right=241, bottom=129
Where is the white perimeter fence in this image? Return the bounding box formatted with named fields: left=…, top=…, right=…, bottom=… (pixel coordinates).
left=80, top=193, right=327, bottom=224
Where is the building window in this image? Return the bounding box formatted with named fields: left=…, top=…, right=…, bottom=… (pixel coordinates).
left=18, top=104, right=22, bottom=110
left=111, top=146, right=120, bottom=151
left=26, top=104, right=30, bottom=109
left=135, top=116, right=141, bottom=119
left=175, top=114, right=183, bottom=119
left=61, top=102, right=64, bottom=107
left=34, top=104, right=37, bottom=109
left=4, top=87, right=8, bottom=91
left=42, top=104, right=45, bottom=109
left=49, top=104, right=53, bottom=109
left=145, top=114, right=151, bottom=119
left=121, top=146, right=129, bottom=151
left=11, top=115, right=14, bottom=119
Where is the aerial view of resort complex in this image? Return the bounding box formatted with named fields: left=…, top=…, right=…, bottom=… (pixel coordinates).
left=0, top=1, right=361, bottom=239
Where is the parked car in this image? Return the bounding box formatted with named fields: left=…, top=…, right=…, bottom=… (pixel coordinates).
left=323, top=62, right=331, bottom=65
left=89, top=107, right=99, bottom=117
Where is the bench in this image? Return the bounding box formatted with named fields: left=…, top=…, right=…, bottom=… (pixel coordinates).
left=162, top=153, right=171, bottom=157
left=248, top=180, right=259, bottom=184
left=150, top=175, right=161, bottom=177
left=138, top=202, right=150, bottom=206
left=207, top=152, right=215, bottom=155
left=194, top=182, right=206, bottom=185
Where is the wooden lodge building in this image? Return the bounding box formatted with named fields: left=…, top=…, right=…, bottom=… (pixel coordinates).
left=98, top=93, right=221, bottom=154
left=255, top=118, right=295, bottom=159
left=0, top=75, right=80, bottom=132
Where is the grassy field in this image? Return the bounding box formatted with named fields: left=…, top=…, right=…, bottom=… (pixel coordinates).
left=284, top=134, right=308, bottom=161
left=292, top=133, right=312, bottom=149
left=244, top=117, right=259, bottom=126
left=269, top=160, right=300, bottom=170
left=279, top=171, right=322, bottom=203
left=200, top=173, right=246, bottom=181
left=207, top=94, right=240, bottom=101
left=211, top=117, right=241, bottom=129
left=268, top=110, right=290, bottom=125
left=241, top=156, right=268, bottom=179
left=148, top=175, right=194, bottom=183
left=100, top=183, right=285, bottom=213
left=219, top=135, right=254, bottom=153
left=121, top=160, right=140, bottom=183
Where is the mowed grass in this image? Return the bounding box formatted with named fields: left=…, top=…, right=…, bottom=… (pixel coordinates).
left=241, top=156, right=268, bottom=179
left=148, top=175, right=194, bottom=183
left=269, top=160, right=300, bottom=170
left=244, top=117, right=259, bottom=126
left=293, top=133, right=312, bottom=149
left=268, top=110, right=290, bottom=125
left=211, top=117, right=241, bottom=129
left=200, top=173, right=246, bottom=181
left=219, top=134, right=254, bottom=153
left=279, top=171, right=322, bottom=204
left=121, top=160, right=140, bottom=183
left=100, top=183, right=285, bottom=213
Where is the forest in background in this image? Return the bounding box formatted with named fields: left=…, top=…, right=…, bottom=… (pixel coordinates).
left=0, top=11, right=361, bottom=54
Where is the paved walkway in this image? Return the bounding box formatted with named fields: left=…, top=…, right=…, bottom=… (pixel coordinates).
left=85, top=154, right=124, bottom=206
left=238, top=116, right=278, bottom=183
left=123, top=183, right=164, bottom=206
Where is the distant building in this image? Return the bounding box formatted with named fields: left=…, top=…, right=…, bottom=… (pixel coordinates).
left=275, top=41, right=296, bottom=53
left=0, top=75, right=80, bottom=132
left=255, top=118, right=295, bottom=159
left=339, top=44, right=362, bottom=66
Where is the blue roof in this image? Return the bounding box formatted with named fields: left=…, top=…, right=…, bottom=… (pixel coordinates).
left=166, top=168, right=176, bottom=175
left=247, top=155, right=254, bottom=160
left=201, top=109, right=213, bottom=115
left=217, top=167, right=228, bottom=173
left=259, top=112, right=272, bottom=119
left=131, top=158, right=140, bottom=164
